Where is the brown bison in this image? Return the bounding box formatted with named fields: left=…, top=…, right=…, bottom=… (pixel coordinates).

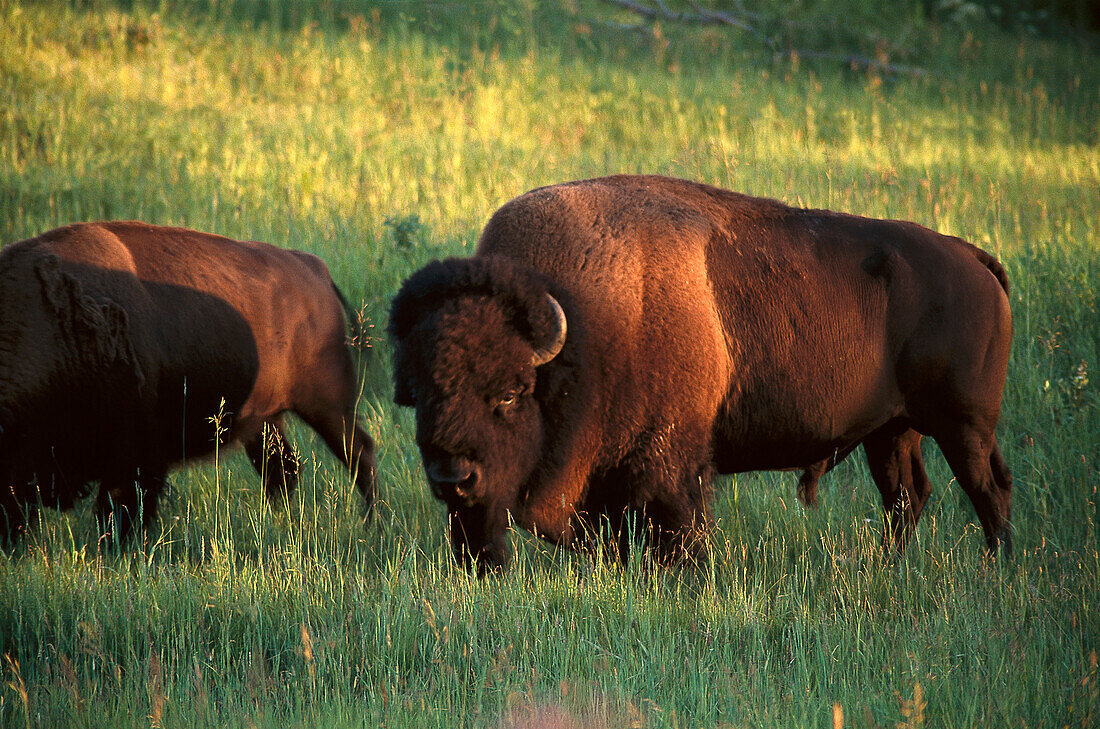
left=389, top=175, right=1014, bottom=571
left=0, top=221, right=376, bottom=545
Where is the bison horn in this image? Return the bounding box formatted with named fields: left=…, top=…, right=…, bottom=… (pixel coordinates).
left=531, top=294, right=567, bottom=367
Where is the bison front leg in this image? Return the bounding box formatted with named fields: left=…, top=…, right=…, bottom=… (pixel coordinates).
left=797, top=444, right=859, bottom=508
left=593, top=432, right=716, bottom=565
left=95, top=466, right=166, bottom=547
left=638, top=464, right=715, bottom=565
left=646, top=500, right=713, bottom=564
left=797, top=464, right=826, bottom=508
left=572, top=464, right=643, bottom=565
left=0, top=491, right=31, bottom=550
left=567, top=502, right=638, bottom=566
left=447, top=502, right=512, bottom=575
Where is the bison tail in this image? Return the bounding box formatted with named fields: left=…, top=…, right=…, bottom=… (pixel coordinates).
left=332, top=283, right=367, bottom=350
left=971, top=245, right=1010, bottom=296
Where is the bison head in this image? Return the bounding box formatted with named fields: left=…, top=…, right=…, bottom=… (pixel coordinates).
left=388, top=257, right=567, bottom=573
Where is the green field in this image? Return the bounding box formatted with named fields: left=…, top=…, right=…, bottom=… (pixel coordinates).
left=1, top=1, right=1098, bottom=726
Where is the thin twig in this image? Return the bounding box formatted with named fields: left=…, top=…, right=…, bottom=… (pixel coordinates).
left=785, top=50, right=930, bottom=77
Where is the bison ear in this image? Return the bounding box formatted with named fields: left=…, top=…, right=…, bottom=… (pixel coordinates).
left=391, top=349, right=416, bottom=406
left=387, top=293, right=418, bottom=343
left=393, top=374, right=415, bottom=407
left=388, top=277, right=427, bottom=343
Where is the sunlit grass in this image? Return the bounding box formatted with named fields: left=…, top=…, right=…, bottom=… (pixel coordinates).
left=0, top=1, right=1097, bottom=727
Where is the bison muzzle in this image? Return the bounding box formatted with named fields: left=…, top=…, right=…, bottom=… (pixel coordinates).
left=389, top=175, right=1015, bottom=572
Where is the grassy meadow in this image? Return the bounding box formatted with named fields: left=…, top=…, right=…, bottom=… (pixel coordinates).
left=1, top=0, right=1098, bottom=726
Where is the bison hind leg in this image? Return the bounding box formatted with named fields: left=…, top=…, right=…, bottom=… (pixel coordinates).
left=297, top=408, right=376, bottom=516
left=926, top=426, right=1013, bottom=557
left=863, top=424, right=931, bottom=553
left=245, top=418, right=300, bottom=503
left=935, top=431, right=1013, bottom=557
left=987, top=440, right=1014, bottom=556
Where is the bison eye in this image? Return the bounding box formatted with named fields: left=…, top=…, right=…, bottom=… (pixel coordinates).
left=494, top=388, right=521, bottom=415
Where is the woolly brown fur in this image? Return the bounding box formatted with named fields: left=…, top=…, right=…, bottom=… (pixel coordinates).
left=0, top=221, right=376, bottom=544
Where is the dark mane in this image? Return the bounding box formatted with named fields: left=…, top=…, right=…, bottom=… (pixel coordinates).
left=388, top=255, right=561, bottom=348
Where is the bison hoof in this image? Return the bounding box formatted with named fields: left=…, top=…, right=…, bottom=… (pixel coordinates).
left=988, top=525, right=1013, bottom=559
left=359, top=493, right=376, bottom=525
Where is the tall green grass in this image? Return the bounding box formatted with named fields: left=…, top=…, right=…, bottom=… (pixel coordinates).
left=1, top=1, right=1097, bottom=726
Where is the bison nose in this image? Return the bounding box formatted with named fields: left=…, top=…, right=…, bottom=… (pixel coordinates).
left=425, top=457, right=480, bottom=501
left=425, top=457, right=474, bottom=484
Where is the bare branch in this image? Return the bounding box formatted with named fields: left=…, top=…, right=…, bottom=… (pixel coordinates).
left=599, top=0, right=668, bottom=21
left=600, top=0, right=744, bottom=29
left=593, top=0, right=930, bottom=78
left=599, top=0, right=774, bottom=47
left=684, top=0, right=757, bottom=33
